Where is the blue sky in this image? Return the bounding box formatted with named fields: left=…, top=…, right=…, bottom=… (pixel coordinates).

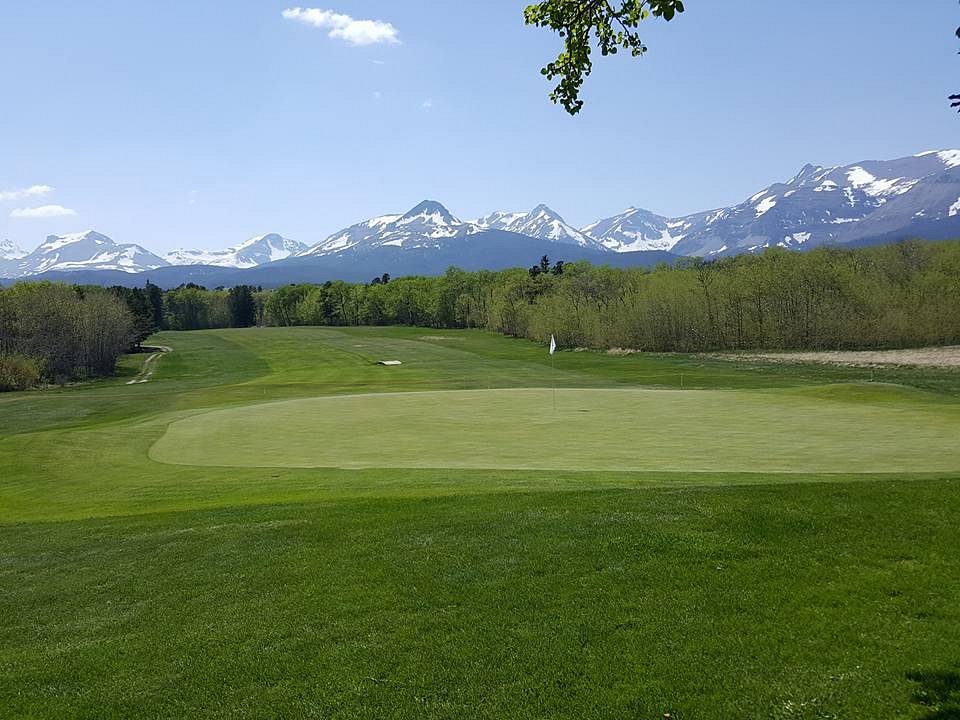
left=1, top=1, right=957, bottom=253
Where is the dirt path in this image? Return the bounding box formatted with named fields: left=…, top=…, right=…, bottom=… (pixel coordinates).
left=724, top=346, right=960, bottom=368
left=127, top=346, right=172, bottom=385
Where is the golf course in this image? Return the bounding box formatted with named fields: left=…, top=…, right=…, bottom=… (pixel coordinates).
left=3, top=326, right=960, bottom=718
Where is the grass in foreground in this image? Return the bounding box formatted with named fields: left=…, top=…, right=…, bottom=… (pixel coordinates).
left=2, top=327, right=959, bottom=719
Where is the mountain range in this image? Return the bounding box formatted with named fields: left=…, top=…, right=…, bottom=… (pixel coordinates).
left=164, top=233, right=307, bottom=268
left=0, top=231, right=168, bottom=277
left=3, top=149, right=960, bottom=287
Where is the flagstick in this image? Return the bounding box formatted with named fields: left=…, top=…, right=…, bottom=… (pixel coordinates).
left=552, top=358, right=557, bottom=410
left=549, top=334, right=558, bottom=411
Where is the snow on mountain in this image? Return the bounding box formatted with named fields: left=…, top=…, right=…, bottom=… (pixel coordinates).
left=667, top=150, right=960, bottom=256
left=300, top=200, right=480, bottom=257
left=582, top=149, right=960, bottom=257
left=0, top=230, right=169, bottom=278
left=5, top=149, right=960, bottom=282
left=580, top=207, right=681, bottom=252
left=0, top=239, right=27, bottom=261
left=298, top=151, right=960, bottom=264
left=476, top=204, right=602, bottom=248
left=166, top=233, right=307, bottom=268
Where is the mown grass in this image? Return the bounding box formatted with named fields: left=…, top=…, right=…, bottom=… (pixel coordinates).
left=152, top=387, right=960, bottom=473
left=2, top=326, right=959, bottom=719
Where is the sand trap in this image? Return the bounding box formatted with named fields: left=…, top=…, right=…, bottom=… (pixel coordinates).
left=725, top=346, right=960, bottom=368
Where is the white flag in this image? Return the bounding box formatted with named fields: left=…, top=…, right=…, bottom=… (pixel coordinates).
left=549, top=334, right=556, bottom=355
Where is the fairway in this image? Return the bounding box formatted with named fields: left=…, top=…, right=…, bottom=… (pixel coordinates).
left=152, top=386, right=960, bottom=473
left=4, top=327, right=960, bottom=719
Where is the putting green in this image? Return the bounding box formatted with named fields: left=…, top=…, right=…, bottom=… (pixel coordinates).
left=149, top=386, right=960, bottom=473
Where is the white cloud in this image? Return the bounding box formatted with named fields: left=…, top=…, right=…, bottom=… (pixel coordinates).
left=10, top=204, right=77, bottom=218
left=0, top=185, right=54, bottom=202
left=282, top=7, right=399, bottom=46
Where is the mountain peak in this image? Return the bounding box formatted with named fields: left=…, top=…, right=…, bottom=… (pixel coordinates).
left=1, top=230, right=168, bottom=277
left=581, top=206, right=677, bottom=252
left=0, top=238, right=27, bottom=261
left=47, top=229, right=108, bottom=242
left=401, top=200, right=456, bottom=222
left=299, top=201, right=470, bottom=258
left=476, top=205, right=600, bottom=248
left=915, top=149, right=960, bottom=168
left=238, top=233, right=286, bottom=249
left=41, top=230, right=114, bottom=252
left=166, top=233, right=307, bottom=268
left=788, top=163, right=826, bottom=186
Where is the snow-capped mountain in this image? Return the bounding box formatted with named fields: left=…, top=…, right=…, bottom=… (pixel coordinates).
left=166, top=233, right=306, bottom=268
left=670, top=152, right=953, bottom=256
left=300, top=200, right=480, bottom=257
left=580, top=207, right=686, bottom=252
left=5, top=149, right=960, bottom=283
left=0, top=231, right=170, bottom=278
left=0, top=239, right=27, bottom=261
left=302, top=201, right=607, bottom=259
left=582, top=149, right=960, bottom=257
left=476, top=204, right=601, bottom=248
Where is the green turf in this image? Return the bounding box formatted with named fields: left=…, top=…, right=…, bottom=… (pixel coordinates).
left=2, top=326, right=960, bottom=719
left=151, top=387, right=960, bottom=473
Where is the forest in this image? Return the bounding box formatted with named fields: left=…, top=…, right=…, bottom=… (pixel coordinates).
left=0, top=283, right=147, bottom=390
left=160, top=240, right=960, bottom=351
left=1, top=240, right=959, bottom=390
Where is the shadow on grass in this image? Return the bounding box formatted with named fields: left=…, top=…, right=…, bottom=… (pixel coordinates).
left=907, top=667, right=960, bottom=719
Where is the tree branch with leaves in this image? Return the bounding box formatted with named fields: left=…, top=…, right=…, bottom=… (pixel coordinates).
left=524, top=0, right=684, bottom=114
left=952, top=17, right=960, bottom=111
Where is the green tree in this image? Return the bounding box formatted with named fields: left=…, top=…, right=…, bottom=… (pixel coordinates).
left=0, top=282, right=135, bottom=388
left=108, top=286, right=155, bottom=348
left=164, top=285, right=211, bottom=331
left=145, top=281, right=164, bottom=329
left=524, top=0, right=684, bottom=114
left=265, top=285, right=310, bottom=327
left=228, top=285, right=257, bottom=328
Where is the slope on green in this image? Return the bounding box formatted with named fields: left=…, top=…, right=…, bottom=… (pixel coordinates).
left=151, top=386, right=960, bottom=473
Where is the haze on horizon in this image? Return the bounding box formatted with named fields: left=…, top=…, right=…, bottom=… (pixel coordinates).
left=1, top=1, right=956, bottom=254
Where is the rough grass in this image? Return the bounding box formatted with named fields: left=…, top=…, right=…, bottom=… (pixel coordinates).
left=2, top=326, right=959, bottom=719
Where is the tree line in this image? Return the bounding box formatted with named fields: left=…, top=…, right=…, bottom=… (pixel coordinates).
left=157, top=240, right=960, bottom=352
left=0, top=283, right=146, bottom=390
left=3, top=239, right=958, bottom=391
left=0, top=278, right=267, bottom=390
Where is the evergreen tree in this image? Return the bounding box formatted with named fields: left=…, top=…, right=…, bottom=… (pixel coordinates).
left=145, top=281, right=163, bottom=328
left=107, top=286, right=155, bottom=348
left=228, top=285, right=257, bottom=328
